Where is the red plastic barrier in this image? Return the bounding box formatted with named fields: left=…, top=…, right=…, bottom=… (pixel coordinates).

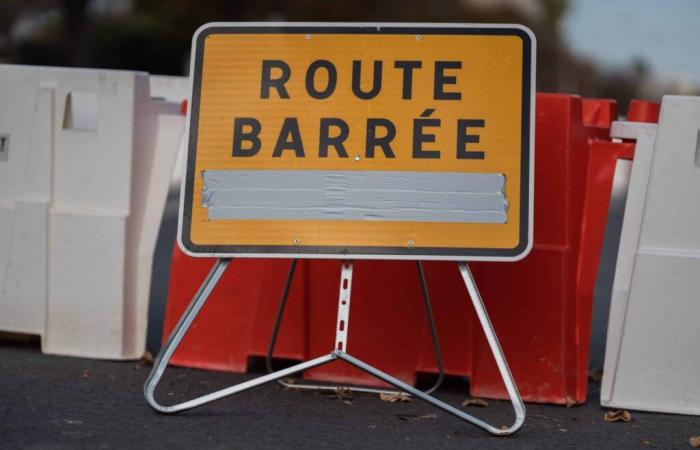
left=162, top=94, right=656, bottom=404
left=163, top=248, right=306, bottom=371
left=466, top=94, right=592, bottom=404
left=583, top=98, right=618, bottom=129
left=627, top=99, right=660, bottom=123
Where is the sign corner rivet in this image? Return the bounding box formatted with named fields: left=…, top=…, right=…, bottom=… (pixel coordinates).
left=407, top=240, right=415, bottom=247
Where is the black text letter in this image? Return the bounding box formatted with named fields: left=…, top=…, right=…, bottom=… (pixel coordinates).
left=319, top=118, right=349, bottom=157
left=260, top=60, right=291, bottom=99
left=394, top=61, right=421, bottom=100
left=434, top=61, right=462, bottom=100
left=365, top=118, right=396, bottom=158
left=305, top=60, right=337, bottom=99
left=232, top=118, right=261, bottom=157
left=456, top=119, right=485, bottom=159
left=273, top=118, right=305, bottom=157
left=413, top=110, right=441, bottom=159
left=352, top=60, right=382, bottom=100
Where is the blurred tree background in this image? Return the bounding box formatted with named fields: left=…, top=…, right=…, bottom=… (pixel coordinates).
left=0, top=0, right=696, bottom=112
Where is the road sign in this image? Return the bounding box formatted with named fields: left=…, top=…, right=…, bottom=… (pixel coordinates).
left=179, top=23, right=535, bottom=260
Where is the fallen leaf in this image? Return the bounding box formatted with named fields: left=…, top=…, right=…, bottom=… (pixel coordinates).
left=281, top=377, right=297, bottom=385
left=603, top=410, right=632, bottom=423
left=335, top=387, right=351, bottom=397
left=461, top=398, right=489, bottom=407
left=689, top=436, right=700, bottom=448
left=588, top=368, right=604, bottom=382
left=565, top=396, right=576, bottom=408
left=140, top=351, right=154, bottom=365
left=327, top=388, right=352, bottom=402
left=380, top=392, right=412, bottom=403
left=640, top=439, right=652, bottom=446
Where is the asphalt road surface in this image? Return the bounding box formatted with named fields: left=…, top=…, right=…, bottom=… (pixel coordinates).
left=2, top=339, right=699, bottom=449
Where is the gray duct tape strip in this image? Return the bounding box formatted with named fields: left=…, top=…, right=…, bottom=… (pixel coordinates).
left=202, top=170, right=508, bottom=224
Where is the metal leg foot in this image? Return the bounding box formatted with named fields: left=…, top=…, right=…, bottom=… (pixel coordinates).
left=456, top=262, right=526, bottom=434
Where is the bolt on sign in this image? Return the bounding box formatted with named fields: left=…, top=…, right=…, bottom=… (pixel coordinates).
left=179, top=23, right=535, bottom=260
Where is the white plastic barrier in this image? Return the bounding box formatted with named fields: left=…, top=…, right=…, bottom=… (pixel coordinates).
left=150, top=75, right=189, bottom=189
left=0, top=65, right=186, bottom=359
left=602, top=96, right=700, bottom=415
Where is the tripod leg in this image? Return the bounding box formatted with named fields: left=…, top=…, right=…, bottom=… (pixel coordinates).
left=144, top=258, right=337, bottom=413
left=417, top=261, right=445, bottom=394
left=265, top=259, right=298, bottom=388
left=332, top=262, right=525, bottom=436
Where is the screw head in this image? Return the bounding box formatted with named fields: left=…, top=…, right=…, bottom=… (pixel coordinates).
left=407, top=240, right=415, bottom=247
left=293, top=238, right=301, bottom=245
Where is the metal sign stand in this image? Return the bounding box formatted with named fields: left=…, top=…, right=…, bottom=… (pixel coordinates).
left=144, top=259, right=525, bottom=436
left=265, top=260, right=445, bottom=395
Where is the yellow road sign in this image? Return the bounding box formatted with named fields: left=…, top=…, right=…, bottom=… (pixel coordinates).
left=179, top=23, right=535, bottom=260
